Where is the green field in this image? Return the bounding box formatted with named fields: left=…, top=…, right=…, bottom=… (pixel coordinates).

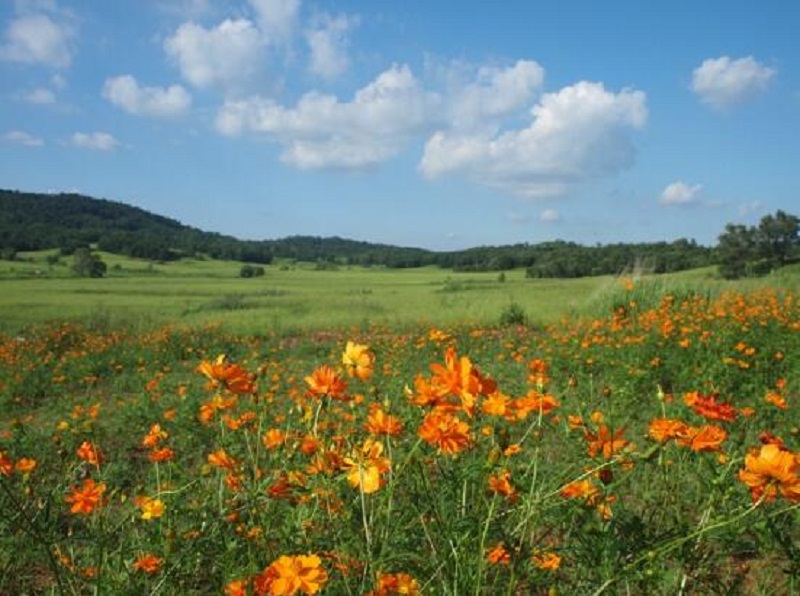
left=3, top=249, right=799, bottom=335
left=0, top=250, right=621, bottom=334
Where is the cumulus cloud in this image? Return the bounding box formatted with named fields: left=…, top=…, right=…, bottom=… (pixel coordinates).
left=0, top=13, right=75, bottom=68
left=540, top=208, right=560, bottom=222
left=164, top=19, right=264, bottom=91
left=71, top=132, right=119, bottom=151
left=249, top=0, right=301, bottom=44
left=4, top=130, right=44, bottom=146
left=660, top=181, right=702, bottom=206
left=21, top=87, right=56, bottom=104
left=445, top=60, right=544, bottom=131
left=103, top=75, right=191, bottom=117
left=215, top=60, right=553, bottom=172
left=156, top=0, right=215, bottom=20
left=217, top=64, right=440, bottom=169
left=420, top=81, right=647, bottom=198
left=306, top=13, right=357, bottom=80
left=691, top=56, right=775, bottom=108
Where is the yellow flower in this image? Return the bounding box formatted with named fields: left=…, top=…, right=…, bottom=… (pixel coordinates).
left=136, top=496, right=165, bottom=520
left=343, top=439, right=391, bottom=494
left=342, top=341, right=375, bottom=381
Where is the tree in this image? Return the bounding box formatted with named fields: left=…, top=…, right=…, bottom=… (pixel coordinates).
left=717, top=224, right=756, bottom=279
left=755, top=210, right=799, bottom=269
left=72, top=247, right=107, bottom=278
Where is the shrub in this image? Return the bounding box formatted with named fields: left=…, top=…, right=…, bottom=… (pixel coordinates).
left=499, top=301, right=526, bottom=326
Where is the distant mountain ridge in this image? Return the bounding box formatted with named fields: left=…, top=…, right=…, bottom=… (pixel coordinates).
left=0, top=188, right=716, bottom=275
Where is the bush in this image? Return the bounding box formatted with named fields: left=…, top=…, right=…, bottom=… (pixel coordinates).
left=499, top=301, right=526, bottom=326
left=239, top=264, right=265, bottom=278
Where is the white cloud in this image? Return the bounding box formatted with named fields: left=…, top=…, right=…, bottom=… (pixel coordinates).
left=215, top=60, right=550, bottom=171
left=306, top=13, right=357, bottom=80
left=21, top=87, right=56, bottom=104
left=0, top=13, right=75, bottom=68
left=4, top=130, right=44, bottom=146
left=103, top=75, right=191, bottom=117
left=50, top=73, right=66, bottom=89
left=540, top=208, right=560, bottom=222
left=71, top=132, right=119, bottom=151
left=217, top=64, right=440, bottom=169
left=445, top=60, right=545, bottom=131
left=156, top=0, right=215, bottom=20
left=691, top=56, right=775, bottom=108
left=249, top=0, right=300, bottom=44
left=420, top=81, right=647, bottom=198
left=164, top=19, right=264, bottom=91
left=660, top=181, right=702, bottom=206
left=738, top=200, right=764, bottom=217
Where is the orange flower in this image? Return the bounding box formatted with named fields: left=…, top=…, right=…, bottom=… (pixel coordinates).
left=142, top=423, right=168, bottom=448
left=133, top=553, right=163, bottom=574
left=304, top=365, right=348, bottom=400
left=370, top=572, right=420, bottom=596
left=225, top=579, right=249, bottom=596
left=342, top=341, right=375, bottom=381
left=148, top=447, right=175, bottom=463
left=648, top=418, right=689, bottom=443
left=511, top=390, right=559, bottom=420
left=0, top=451, right=14, bottom=476
left=765, top=392, right=788, bottom=410
left=65, top=478, right=107, bottom=515
left=76, top=440, right=103, bottom=466
left=208, top=449, right=239, bottom=471
left=14, top=457, right=37, bottom=474
left=487, top=543, right=511, bottom=565
left=532, top=550, right=561, bottom=571
left=429, top=347, right=496, bottom=416
left=481, top=392, right=511, bottom=417
left=364, top=405, right=404, bottom=437
left=253, top=554, right=328, bottom=595
left=197, top=355, right=255, bottom=395
left=263, top=428, right=287, bottom=450
left=488, top=469, right=517, bottom=502
left=527, top=358, right=550, bottom=387
left=560, top=479, right=598, bottom=501
left=738, top=444, right=800, bottom=503
left=418, top=410, right=472, bottom=455
left=406, top=374, right=441, bottom=408
left=675, top=425, right=728, bottom=452
left=584, top=424, right=630, bottom=459
left=683, top=391, right=736, bottom=422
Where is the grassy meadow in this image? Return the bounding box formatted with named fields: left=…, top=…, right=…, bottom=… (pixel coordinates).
left=2, top=251, right=800, bottom=594
left=0, top=249, right=624, bottom=334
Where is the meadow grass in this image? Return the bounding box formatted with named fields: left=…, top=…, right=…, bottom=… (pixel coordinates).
left=2, top=255, right=800, bottom=594
left=1, top=251, right=612, bottom=334
left=4, top=250, right=798, bottom=336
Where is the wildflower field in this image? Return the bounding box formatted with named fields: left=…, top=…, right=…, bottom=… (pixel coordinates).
left=2, top=280, right=800, bottom=594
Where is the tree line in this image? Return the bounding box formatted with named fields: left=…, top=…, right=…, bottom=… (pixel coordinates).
left=1, top=189, right=797, bottom=279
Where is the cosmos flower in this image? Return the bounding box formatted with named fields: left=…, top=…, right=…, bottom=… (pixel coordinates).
left=65, top=478, right=107, bottom=515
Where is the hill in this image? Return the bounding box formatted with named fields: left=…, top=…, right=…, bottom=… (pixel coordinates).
left=0, top=188, right=717, bottom=275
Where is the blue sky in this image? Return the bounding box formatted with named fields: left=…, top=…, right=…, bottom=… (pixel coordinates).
left=1, top=0, right=798, bottom=250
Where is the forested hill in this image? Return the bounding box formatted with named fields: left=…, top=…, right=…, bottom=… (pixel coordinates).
left=0, top=189, right=276, bottom=263
left=1, top=189, right=717, bottom=275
